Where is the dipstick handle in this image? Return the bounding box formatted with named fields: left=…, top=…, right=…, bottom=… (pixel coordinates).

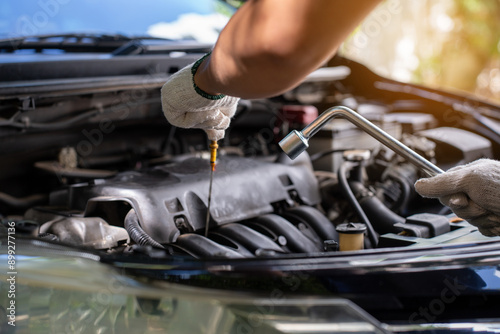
left=209, top=140, right=218, bottom=171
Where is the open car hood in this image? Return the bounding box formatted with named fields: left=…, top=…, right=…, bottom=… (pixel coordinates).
left=2, top=38, right=500, bottom=332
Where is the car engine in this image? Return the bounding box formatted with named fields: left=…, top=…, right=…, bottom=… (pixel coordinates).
left=1, top=54, right=498, bottom=261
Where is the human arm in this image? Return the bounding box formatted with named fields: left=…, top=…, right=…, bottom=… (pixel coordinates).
left=195, top=0, right=382, bottom=99
left=161, top=0, right=381, bottom=140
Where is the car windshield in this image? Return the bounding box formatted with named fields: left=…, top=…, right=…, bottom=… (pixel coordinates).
left=0, top=0, right=232, bottom=43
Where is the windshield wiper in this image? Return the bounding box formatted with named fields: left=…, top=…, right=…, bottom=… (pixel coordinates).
left=0, top=33, right=142, bottom=53
left=112, top=39, right=212, bottom=56
left=0, top=33, right=213, bottom=55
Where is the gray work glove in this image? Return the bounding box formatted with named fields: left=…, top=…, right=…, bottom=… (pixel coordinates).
left=415, top=159, right=500, bottom=236
left=161, top=55, right=239, bottom=141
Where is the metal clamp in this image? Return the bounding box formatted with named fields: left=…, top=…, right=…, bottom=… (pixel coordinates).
left=279, top=106, right=443, bottom=177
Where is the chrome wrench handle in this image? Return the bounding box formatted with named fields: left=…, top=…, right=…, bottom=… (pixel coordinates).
left=279, top=106, right=443, bottom=177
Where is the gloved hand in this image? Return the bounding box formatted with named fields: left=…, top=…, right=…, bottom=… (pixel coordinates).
left=415, top=159, right=500, bottom=236
left=161, top=54, right=239, bottom=141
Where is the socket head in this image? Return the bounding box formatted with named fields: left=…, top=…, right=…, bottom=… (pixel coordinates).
left=279, top=130, right=309, bottom=160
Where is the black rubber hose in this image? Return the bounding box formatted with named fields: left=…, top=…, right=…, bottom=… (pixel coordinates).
left=0, top=192, right=48, bottom=209
left=349, top=181, right=405, bottom=235
left=310, top=148, right=353, bottom=162
left=387, top=174, right=411, bottom=212
left=124, top=209, right=164, bottom=249
left=337, top=161, right=378, bottom=247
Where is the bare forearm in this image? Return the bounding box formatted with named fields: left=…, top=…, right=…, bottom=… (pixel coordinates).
left=195, top=0, right=381, bottom=99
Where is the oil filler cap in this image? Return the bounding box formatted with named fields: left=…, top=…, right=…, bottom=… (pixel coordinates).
left=336, top=222, right=367, bottom=252
left=336, top=222, right=367, bottom=234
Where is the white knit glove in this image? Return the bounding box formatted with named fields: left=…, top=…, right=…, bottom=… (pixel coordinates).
left=415, top=159, right=500, bottom=236
left=161, top=54, right=239, bottom=141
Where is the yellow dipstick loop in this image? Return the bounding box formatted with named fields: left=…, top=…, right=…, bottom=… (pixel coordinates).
left=209, top=140, right=218, bottom=171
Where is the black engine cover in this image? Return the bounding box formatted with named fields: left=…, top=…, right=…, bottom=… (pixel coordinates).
left=61, top=155, right=320, bottom=244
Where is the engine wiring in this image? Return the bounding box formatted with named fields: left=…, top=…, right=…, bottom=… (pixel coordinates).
left=0, top=97, right=159, bottom=130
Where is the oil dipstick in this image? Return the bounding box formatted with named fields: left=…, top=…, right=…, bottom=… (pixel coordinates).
left=205, top=140, right=218, bottom=237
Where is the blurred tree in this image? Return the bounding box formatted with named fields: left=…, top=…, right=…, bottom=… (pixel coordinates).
left=427, top=0, right=500, bottom=96
left=341, top=0, right=500, bottom=104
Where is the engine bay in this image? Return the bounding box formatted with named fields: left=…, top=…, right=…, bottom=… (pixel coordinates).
left=1, top=55, right=499, bottom=261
